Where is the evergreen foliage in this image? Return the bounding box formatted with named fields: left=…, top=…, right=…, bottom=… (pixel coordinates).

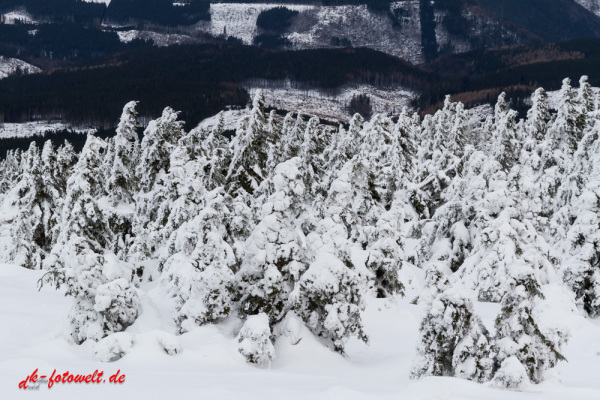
left=9, top=76, right=598, bottom=384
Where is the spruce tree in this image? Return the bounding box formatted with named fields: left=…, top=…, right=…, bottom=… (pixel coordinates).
left=8, top=143, right=49, bottom=269
left=493, top=274, right=567, bottom=386
left=236, top=157, right=308, bottom=325
left=411, top=289, right=493, bottom=382
left=42, top=134, right=140, bottom=344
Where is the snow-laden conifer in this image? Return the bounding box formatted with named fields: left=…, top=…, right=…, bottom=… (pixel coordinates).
left=237, top=313, right=275, bottom=365
left=411, top=288, right=493, bottom=382
left=42, top=134, right=140, bottom=344
left=493, top=274, right=567, bottom=385
left=236, top=157, right=308, bottom=324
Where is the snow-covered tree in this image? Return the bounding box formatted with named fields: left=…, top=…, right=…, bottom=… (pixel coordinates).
left=562, top=149, right=600, bottom=317
left=137, top=106, right=184, bottom=192
left=291, top=252, right=368, bottom=354
left=130, top=107, right=185, bottom=261
left=0, top=148, right=22, bottom=196
left=8, top=143, right=50, bottom=268
left=236, top=158, right=307, bottom=325
left=107, top=101, right=140, bottom=205
left=237, top=313, right=275, bottom=365
left=411, top=289, right=493, bottom=382
left=42, top=134, right=140, bottom=344
left=493, top=274, right=567, bottom=385
left=160, top=188, right=237, bottom=332
left=227, top=91, right=272, bottom=197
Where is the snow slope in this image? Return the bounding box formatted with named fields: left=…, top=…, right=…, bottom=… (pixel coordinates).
left=0, top=56, right=40, bottom=80
left=1, top=9, right=36, bottom=25
left=1, top=264, right=600, bottom=399
left=0, top=122, right=93, bottom=139
left=198, top=3, right=315, bottom=45
left=245, top=82, right=417, bottom=121
left=196, top=2, right=424, bottom=64
left=117, top=30, right=196, bottom=47
left=82, top=0, right=111, bottom=5
left=575, top=0, right=600, bottom=17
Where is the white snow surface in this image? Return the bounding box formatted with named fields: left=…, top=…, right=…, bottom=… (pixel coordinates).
left=575, top=0, right=600, bottom=17
left=197, top=2, right=424, bottom=63
left=0, top=56, right=40, bottom=80
left=0, top=122, right=94, bottom=139
left=117, top=30, right=196, bottom=47
left=194, top=109, right=249, bottom=132
left=245, top=82, right=417, bottom=121
left=82, top=0, right=111, bottom=5
left=1, top=9, right=36, bottom=25
left=198, top=3, right=316, bottom=45
left=1, top=264, right=600, bottom=399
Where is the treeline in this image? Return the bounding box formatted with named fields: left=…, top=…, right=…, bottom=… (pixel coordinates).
left=0, top=0, right=105, bottom=23
left=418, top=38, right=600, bottom=114
left=0, top=22, right=151, bottom=64
left=0, top=127, right=140, bottom=158
left=256, top=7, right=298, bottom=33
left=105, top=0, right=210, bottom=26
left=0, top=44, right=432, bottom=128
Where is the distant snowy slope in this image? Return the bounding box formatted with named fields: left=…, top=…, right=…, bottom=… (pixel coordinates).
left=197, top=2, right=424, bottom=64
left=286, top=3, right=423, bottom=63
left=0, top=122, right=94, bottom=139
left=0, top=57, right=40, bottom=80
left=575, top=0, right=600, bottom=17
left=1, top=9, right=36, bottom=24
left=245, top=83, right=417, bottom=121
left=199, top=3, right=315, bottom=45
left=82, top=0, right=111, bottom=4
left=117, top=30, right=196, bottom=46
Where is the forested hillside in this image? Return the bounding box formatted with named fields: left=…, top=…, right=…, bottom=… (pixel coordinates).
left=1, top=77, right=599, bottom=389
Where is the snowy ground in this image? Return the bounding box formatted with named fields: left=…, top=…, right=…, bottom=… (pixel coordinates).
left=1, top=9, right=37, bottom=25
left=197, top=3, right=316, bottom=45
left=1, top=264, right=600, bottom=399
left=116, top=30, right=197, bottom=47
left=0, top=56, right=40, bottom=80
left=0, top=122, right=94, bottom=139
left=82, top=0, right=111, bottom=4
left=575, top=0, right=600, bottom=17
left=245, top=83, right=418, bottom=121
left=196, top=2, right=424, bottom=63
left=194, top=108, right=248, bottom=132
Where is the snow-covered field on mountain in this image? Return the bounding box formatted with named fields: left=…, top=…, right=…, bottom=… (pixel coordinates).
left=576, top=0, right=600, bottom=17
left=82, top=0, right=111, bottom=5
left=0, top=122, right=93, bottom=139
left=1, top=9, right=36, bottom=25
left=116, top=30, right=197, bottom=47
left=197, top=3, right=315, bottom=45
left=196, top=2, right=424, bottom=63
left=245, top=83, right=417, bottom=121
left=0, top=56, right=40, bottom=80
left=1, top=263, right=600, bottom=400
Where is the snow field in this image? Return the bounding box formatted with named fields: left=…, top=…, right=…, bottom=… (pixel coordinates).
left=1, top=265, right=600, bottom=399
